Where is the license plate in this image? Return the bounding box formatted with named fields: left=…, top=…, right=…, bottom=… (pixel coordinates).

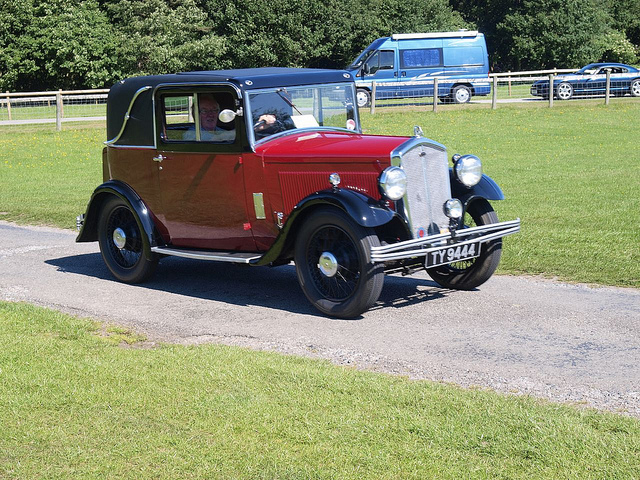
left=425, top=242, right=480, bottom=268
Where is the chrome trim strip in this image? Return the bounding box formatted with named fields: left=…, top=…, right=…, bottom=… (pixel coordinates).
left=151, top=247, right=261, bottom=263
left=106, top=144, right=155, bottom=149
left=105, top=86, right=152, bottom=145
left=370, top=218, right=520, bottom=262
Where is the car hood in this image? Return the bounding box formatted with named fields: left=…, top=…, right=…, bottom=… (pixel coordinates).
left=255, top=130, right=411, bottom=164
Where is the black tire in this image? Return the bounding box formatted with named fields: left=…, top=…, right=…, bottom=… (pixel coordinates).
left=556, top=82, right=573, bottom=100
left=451, top=85, right=471, bottom=104
left=630, top=79, right=640, bottom=97
left=98, top=196, right=158, bottom=283
left=427, top=199, right=502, bottom=290
left=356, top=88, right=371, bottom=108
left=294, top=208, right=384, bottom=318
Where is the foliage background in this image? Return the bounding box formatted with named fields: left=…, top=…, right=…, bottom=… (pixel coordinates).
left=0, top=0, right=638, bottom=91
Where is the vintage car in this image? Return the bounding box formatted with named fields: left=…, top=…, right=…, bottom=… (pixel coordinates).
left=530, top=62, right=640, bottom=100
left=76, top=68, right=520, bottom=318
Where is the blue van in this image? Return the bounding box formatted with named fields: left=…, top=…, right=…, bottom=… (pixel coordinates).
left=347, top=31, right=491, bottom=106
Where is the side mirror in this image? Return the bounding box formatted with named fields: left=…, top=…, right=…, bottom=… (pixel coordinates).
left=361, top=64, right=370, bottom=76
left=218, top=109, right=242, bottom=123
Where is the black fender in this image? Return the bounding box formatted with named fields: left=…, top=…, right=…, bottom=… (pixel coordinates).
left=254, top=188, right=397, bottom=266
left=76, top=180, right=158, bottom=260
left=450, top=171, right=505, bottom=208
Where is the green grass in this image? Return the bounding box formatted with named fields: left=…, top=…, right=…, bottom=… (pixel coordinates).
left=361, top=100, right=640, bottom=287
left=1, top=301, right=639, bottom=479
left=0, top=122, right=104, bottom=227
left=0, top=102, right=639, bottom=286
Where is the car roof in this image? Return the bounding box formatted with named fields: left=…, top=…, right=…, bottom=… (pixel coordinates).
left=107, top=68, right=354, bottom=146
left=581, top=62, right=638, bottom=71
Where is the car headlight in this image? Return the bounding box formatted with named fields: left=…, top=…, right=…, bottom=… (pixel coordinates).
left=379, top=166, right=407, bottom=201
left=454, top=154, right=483, bottom=187
left=444, top=199, right=463, bottom=219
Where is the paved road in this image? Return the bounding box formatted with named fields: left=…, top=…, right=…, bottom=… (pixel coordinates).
left=1, top=221, right=639, bottom=416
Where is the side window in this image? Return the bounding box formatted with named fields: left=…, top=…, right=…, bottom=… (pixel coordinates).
left=365, top=50, right=395, bottom=75
left=161, top=92, right=236, bottom=143
left=400, top=48, right=443, bottom=69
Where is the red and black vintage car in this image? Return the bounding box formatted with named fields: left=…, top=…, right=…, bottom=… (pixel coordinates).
left=77, top=68, right=520, bottom=317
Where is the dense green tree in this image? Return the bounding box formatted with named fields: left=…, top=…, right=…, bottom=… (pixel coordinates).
left=451, top=0, right=637, bottom=70
left=0, top=0, right=120, bottom=91
left=101, top=0, right=227, bottom=75
left=202, top=0, right=468, bottom=70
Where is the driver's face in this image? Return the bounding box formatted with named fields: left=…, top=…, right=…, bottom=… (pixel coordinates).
left=199, top=95, right=219, bottom=131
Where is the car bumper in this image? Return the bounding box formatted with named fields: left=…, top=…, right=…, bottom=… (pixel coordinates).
left=370, top=218, right=520, bottom=262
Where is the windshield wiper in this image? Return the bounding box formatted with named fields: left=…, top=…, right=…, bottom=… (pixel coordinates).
left=276, top=88, right=302, bottom=115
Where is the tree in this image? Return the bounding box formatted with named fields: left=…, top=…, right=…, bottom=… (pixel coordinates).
left=0, top=0, right=120, bottom=91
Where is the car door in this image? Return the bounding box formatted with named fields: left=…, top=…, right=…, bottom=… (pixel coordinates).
left=153, top=88, right=256, bottom=251
left=362, top=49, right=398, bottom=99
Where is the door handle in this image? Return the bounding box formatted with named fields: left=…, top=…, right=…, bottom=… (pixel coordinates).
left=153, top=155, right=165, bottom=163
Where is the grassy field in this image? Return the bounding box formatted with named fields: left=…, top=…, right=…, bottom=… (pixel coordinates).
left=1, top=301, right=639, bottom=479
left=1, top=101, right=638, bottom=287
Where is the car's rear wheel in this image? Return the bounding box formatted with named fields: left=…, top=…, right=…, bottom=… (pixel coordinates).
left=294, top=208, right=384, bottom=318
left=427, top=199, right=502, bottom=290
left=356, top=88, right=371, bottom=108
left=556, top=82, right=573, bottom=100
left=98, top=196, right=158, bottom=283
left=630, top=79, right=640, bottom=97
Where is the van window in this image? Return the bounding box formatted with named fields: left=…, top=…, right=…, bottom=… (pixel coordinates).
left=365, top=50, right=395, bottom=74
left=400, top=48, right=443, bottom=69
left=443, top=46, right=485, bottom=67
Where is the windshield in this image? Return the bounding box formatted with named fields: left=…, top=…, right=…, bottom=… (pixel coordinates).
left=348, top=49, right=374, bottom=69
left=247, top=83, right=359, bottom=143
left=578, top=66, right=599, bottom=75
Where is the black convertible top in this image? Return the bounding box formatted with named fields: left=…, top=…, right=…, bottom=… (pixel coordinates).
left=106, top=68, right=354, bottom=146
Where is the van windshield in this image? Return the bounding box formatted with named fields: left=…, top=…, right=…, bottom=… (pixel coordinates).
left=348, top=49, right=374, bottom=69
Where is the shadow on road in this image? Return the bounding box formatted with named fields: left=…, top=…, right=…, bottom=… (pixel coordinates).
left=46, top=253, right=450, bottom=318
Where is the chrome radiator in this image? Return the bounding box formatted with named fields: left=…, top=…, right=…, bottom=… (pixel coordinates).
left=391, top=138, right=452, bottom=238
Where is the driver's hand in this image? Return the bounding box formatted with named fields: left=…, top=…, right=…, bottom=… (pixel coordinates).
left=256, top=114, right=276, bottom=131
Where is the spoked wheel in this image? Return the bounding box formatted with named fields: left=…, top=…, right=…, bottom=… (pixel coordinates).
left=556, top=82, right=573, bottom=100
left=630, top=79, right=640, bottom=97
left=427, top=199, right=502, bottom=290
left=294, top=208, right=384, bottom=318
left=98, top=196, right=158, bottom=283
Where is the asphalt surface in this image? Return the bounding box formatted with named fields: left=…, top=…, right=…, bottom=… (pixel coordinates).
left=1, top=220, right=639, bottom=416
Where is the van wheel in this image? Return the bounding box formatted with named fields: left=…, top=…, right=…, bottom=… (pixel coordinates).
left=452, top=85, right=471, bottom=104
left=356, top=88, right=371, bottom=108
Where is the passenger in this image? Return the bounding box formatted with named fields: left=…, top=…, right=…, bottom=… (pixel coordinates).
left=183, top=94, right=235, bottom=142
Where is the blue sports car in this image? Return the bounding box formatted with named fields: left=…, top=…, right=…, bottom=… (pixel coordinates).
left=530, top=63, right=640, bottom=100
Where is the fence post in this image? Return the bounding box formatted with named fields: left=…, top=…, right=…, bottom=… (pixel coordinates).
left=56, top=89, right=63, bottom=131
left=548, top=74, right=554, bottom=108
left=5, top=91, right=11, bottom=121
left=370, top=81, right=376, bottom=115
left=508, top=71, right=512, bottom=96
left=605, top=70, right=611, bottom=105
left=491, top=75, right=498, bottom=109
left=433, top=78, right=438, bottom=113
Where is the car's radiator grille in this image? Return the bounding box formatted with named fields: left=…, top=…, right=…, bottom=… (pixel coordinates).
left=396, top=140, right=451, bottom=238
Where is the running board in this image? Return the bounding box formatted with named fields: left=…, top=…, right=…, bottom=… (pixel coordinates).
left=151, top=246, right=262, bottom=264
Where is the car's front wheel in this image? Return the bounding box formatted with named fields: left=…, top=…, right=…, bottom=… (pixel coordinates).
left=630, top=79, right=640, bottom=97
left=556, top=82, right=573, bottom=100
left=98, top=196, right=158, bottom=283
left=294, top=208, right=384, bottom=318
left=427, top=199, right=502, bottom=290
